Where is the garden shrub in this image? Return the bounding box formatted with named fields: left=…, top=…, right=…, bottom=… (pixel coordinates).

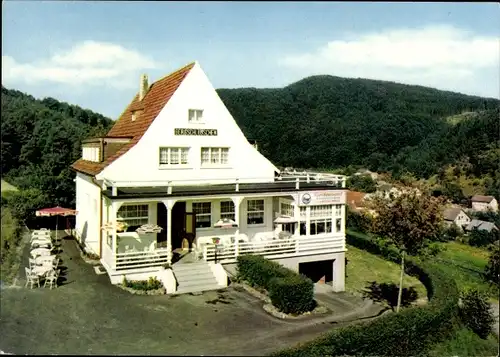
left=122, top=276, right=163, bottom=291
left=269, top=275, right=314, bottom=314
left=237, top=255, right=315, bottom=314
left=271, top=231, right=460, bottom=357
left=459, top=288, right=494, bottom=339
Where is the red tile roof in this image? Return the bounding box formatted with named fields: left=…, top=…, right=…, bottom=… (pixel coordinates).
left=346, top=190, right=367, bottom=211
left=71, top=62, right=195, bottom=176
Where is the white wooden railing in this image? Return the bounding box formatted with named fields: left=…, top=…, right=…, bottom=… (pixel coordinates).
left=201, top=235, right=346, bottom=264
left=102, top=171, right=346, bottom=195
left=114, top=248, right=170, bottom=271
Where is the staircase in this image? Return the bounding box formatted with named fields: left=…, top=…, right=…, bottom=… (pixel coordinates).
left=172, top=261, right=222, bottom=295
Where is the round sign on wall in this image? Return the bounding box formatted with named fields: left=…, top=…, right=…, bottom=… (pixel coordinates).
left=301, top=193, right=311, bottom=204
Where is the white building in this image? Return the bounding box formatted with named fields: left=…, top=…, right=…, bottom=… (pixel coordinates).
left=471, top=195, right=498, bottom=212
left=443, top=207, right=471, bottom=231
left=71, top=62, right=347, bottom=294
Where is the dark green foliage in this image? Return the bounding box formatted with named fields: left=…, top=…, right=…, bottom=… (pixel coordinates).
left=483, top=246, right=500, bottom=288
left=237, top=255, right=315, bottom=314
left=459, top=289, right=494, bottom=339
left=218, top=77, right=499, bottom=182
left=1, top=86, right=113, bottom=215
left=271, top=231, right=460, bottom=357
left=1, top=188, right=50, bottom=221
left=122, top=276, right=163, bottom=291
left=236, top=255, right=294, bottom=290
left=441, top=224, right=463, bottom=242
left=268, top=275, right=315, bottom=314
left=346, top=175, right=377, bottom=193
left=468, top=228, right=499, bottom=248
left=346, top=208, right=372, bottom=232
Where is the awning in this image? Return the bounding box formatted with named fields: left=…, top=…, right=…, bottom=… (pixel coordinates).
left=274, top=215, right=297, bottom=224
left=214, top=218, right=238, bottom=228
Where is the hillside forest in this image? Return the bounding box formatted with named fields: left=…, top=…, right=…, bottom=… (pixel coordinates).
left=1, top=76, right=499, bottom=221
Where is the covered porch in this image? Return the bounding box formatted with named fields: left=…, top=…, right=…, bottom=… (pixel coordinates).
left=99, top=189, right=346, bottom=273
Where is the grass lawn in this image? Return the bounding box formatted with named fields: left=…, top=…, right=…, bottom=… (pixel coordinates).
left=428, top=327, right=499, bottom=357
left=436, top=241, right=498, bottom=302
left=345, top=244, right=427, bottom=304
left=1, top=179, right=18, bottom=193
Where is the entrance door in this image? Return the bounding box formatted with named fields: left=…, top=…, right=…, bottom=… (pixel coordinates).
left=156, top=203, right=168, bottom=247
left=171, top=202, right=186, bottom=250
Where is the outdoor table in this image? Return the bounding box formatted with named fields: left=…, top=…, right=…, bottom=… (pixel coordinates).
left=30, top=248, right=52, bottom=258
left=31, top=239, right=52, bottom=248
left=35, top=255, right=56, bottom=265
left=31, top=265, right=53, bottom=277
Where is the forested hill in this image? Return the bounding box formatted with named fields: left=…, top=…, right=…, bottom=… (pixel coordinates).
left=1, top=86, right=113, bottom=207
left=217, top=75, right=499, bottom=175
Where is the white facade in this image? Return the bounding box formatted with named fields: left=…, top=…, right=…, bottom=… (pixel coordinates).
left=74, top=172, right=101, bottom=255
left=472, top=198, right=498, bottom=212
left=73, top=62, right=347, bottom=293
left=97, top=63, right=277, bottom=185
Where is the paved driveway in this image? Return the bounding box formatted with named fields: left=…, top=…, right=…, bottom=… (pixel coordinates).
left=0, top=237, right=384, bottom=355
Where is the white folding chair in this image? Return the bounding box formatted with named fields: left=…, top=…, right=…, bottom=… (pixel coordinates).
left=25, top=267, right=41, bottom=289
left=44, top=269, right=59, bottom=289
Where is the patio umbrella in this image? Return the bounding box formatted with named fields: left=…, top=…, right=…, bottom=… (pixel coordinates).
left=101, top=221, right=129, bottom=232
left=36, top=206, right=78, bottom=240
left=213, top=218, right=238, bottom=229
left=273, top=215, right=297, bottom=224
left=135, top=224, right=163, bottom=234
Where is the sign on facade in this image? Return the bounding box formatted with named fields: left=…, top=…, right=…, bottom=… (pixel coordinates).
left=299, top=191, right=346, bottom=206
left=174, top=128, right=218, bottom=136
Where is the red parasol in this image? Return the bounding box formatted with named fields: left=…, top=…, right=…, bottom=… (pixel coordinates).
left=36, top=206, right=78, bottom=239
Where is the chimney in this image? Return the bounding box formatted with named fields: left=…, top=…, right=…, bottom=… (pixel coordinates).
left=139, top=74, right=149, bottom=101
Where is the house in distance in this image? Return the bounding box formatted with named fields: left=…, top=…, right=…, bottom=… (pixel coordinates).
left=71, top=61, right=348, bottom=294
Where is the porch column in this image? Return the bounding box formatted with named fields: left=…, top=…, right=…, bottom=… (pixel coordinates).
left=332, top=252, right=346, bottom=292
left=293, top=201, right=300, bottom=253
left=162, top=199, right=177, bottom=265
left=111, top=201, right=119, bottom=270
left=231, top=196, right=244, bottom=258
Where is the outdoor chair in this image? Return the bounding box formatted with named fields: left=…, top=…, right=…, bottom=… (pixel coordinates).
left=52, top=258, right=60, bottom=269
left=44, top=269, right=59, bottom=289
left=24, top=267, right=41, bottom=289
left=28, top=258, right=39, bottom=269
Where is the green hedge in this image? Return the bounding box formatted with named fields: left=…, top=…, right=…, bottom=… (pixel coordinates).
left=270, top=231, right=459, bottom=357
left=237, top=255, right=314, bottom=314
left=269, top=275, right=315, bottom=314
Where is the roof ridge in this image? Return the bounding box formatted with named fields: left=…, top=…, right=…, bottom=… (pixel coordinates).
left=149, top=61, right=196, bottom=88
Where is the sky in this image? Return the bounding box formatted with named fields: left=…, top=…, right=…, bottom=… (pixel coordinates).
left=2, top=1, right=500, bottom=119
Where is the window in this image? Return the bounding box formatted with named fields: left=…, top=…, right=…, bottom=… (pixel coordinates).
left=117, top=204, right=149, bottom=226
left=159, top=147, right=189, bottom=165
left=193, top=202, right=211, bottom=228
left=280, top=202, right=294, bottom=217
left=247, top=199, right=264, bottom=225
left=201, top=147, right=229, bottom=165
left=300, top=207, right=307, bottom=219
left=188, top=109, right=203, bottom=123
left=336, top=218, right=342, bottom=232
left=335, top=204, right=342, bottom=217
left=310, top=205, right=333, bottom=218
left=310, top=218, right=333, bottom=235
left=220, top=201, right=235, bottom=220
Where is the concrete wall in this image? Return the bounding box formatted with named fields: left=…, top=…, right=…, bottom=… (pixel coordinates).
left=472, top=200, right=499, bottom=212
left=75, top=172, right=101, bottom=255
left=100, top=62, right=278, bottom=184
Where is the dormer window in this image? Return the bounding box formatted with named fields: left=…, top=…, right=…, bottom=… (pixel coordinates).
left=131, top=112, right=136, bottom=121
left=188, top=109, right=204, bottom=123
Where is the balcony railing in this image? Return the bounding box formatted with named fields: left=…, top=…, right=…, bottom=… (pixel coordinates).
left=201, top=235, right=346, bottom=264
left=102, top=171, right=346, bottom=196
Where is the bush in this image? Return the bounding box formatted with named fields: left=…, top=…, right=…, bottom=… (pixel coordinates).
left=459, top=289, right=494, bottom=339
left=237, top=255, right=294, bottom=290
left=237, top=255, right=315, bottom=314
left=468, top=228, right=499, bottom=247
left=271, top=231, right=460, bottom=357
left=483, top=245, right=500, bottom=288
left=441, top=224, right=463, bottom=242
left=122, top=276, right=163, bottom=291
left=269, top=275, right=314, bottom=314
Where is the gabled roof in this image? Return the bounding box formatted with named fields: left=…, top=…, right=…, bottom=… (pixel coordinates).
left=465, top=219, right=499, bottom=232
left=71, top=62, right=196, bottom=176
left=471, top=195, right=495, bottom=203
left=346, top=190, right=366, bottom=211
left=443, top=207, right=466, bottom=221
